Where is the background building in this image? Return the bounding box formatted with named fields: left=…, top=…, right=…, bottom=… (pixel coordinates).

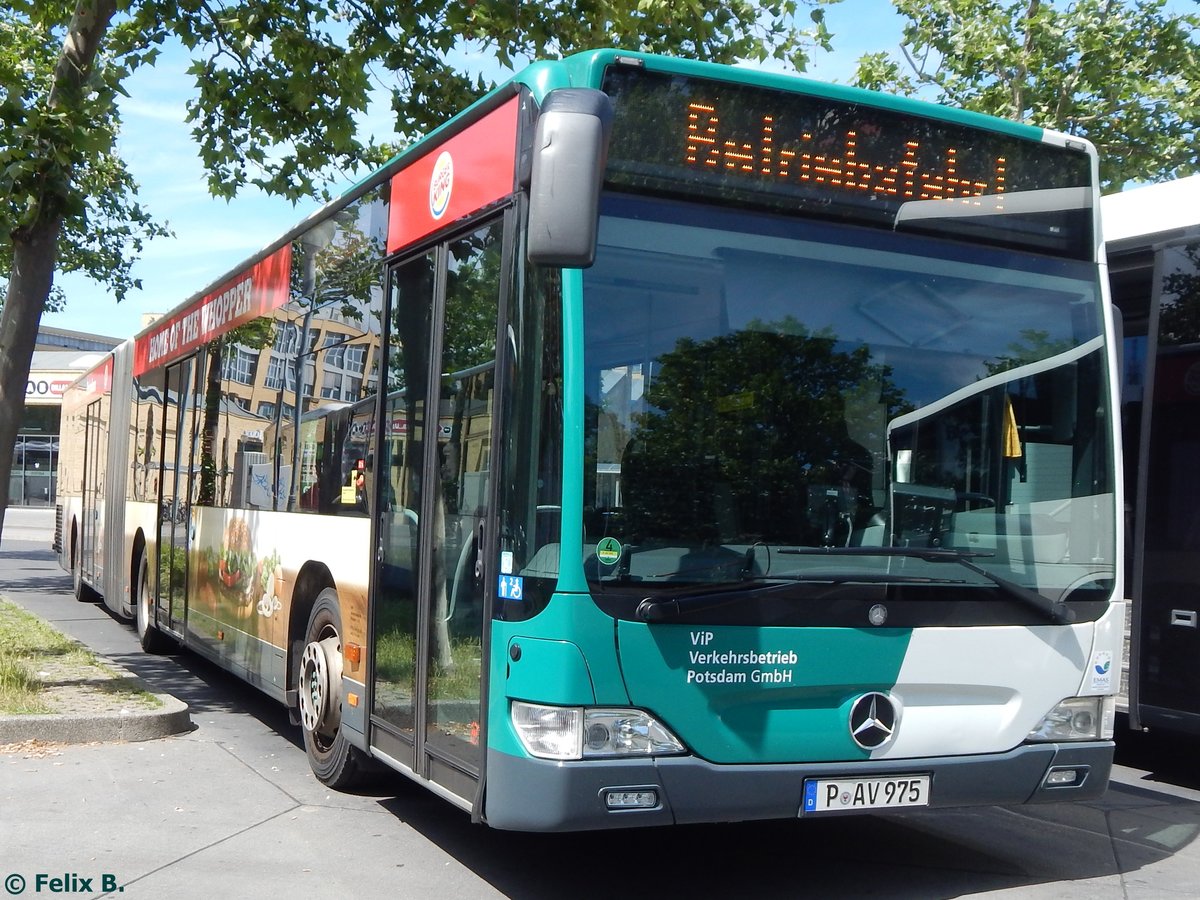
left=12, top=326, right=120, bottom=507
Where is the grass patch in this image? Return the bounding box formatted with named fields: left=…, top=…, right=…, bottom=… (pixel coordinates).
left=0, top=596, right=92, bottom=661
left=100, top=677, right=163, bottom=707
left=0, top=597, right=86, bottom=714
left=0, top=654, right=52, bottom=714
left=0, top=597, right=160, bottom=714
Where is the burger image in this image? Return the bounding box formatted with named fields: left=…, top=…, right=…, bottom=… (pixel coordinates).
left=218, top=517, right=254, bottom=600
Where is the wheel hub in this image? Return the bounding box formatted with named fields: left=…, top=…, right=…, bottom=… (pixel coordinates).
left=138, top=565, right=152, bottom=634
left=299, top=633, right=343, bottom=735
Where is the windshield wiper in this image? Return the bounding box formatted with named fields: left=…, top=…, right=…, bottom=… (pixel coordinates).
left=778, top=547, right=1076, bottom=624
left=635, top=571, right=965, bottom=623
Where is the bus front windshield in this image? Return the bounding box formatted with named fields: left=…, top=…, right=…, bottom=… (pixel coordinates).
left=581, top=194, right=1115, bottom=618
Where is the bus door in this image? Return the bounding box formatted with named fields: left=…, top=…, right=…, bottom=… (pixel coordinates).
left=371, top=216, right=507, bottom=803
left=79, top=397, right=105, bottom=589
left=156, top=357, right=202, bottom=637
left=1132, top=238, right=1200, bottom=731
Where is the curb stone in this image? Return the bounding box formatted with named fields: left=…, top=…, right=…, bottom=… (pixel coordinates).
left=0, top=660, right=192, bottom=746
left=0, top=526, right=193, bottom=746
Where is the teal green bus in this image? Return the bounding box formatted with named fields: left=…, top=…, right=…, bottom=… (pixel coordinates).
left=56, top=49, right=1123, bottom=831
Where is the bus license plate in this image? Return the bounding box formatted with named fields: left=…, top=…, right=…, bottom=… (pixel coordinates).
left=802, top=775, right=930, bottom=814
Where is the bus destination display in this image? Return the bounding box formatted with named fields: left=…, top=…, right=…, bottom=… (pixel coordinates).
left=601, top=65, right=1092, bottom=257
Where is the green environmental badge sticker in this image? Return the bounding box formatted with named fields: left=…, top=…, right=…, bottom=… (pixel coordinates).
left=596, top=537, right=623, bottom=566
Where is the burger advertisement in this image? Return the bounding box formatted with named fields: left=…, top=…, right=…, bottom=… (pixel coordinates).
left=196, top=516, right=284, bottom=635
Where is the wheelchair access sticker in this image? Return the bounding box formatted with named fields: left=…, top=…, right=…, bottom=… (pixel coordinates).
left=498, top=575, right=524, bottom=602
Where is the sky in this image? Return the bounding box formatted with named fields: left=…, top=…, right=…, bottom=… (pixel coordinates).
left=41, top=1, right=905, bottom=341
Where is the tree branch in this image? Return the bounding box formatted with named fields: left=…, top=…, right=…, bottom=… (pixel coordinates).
left=1011, top=0, right=1041, bottom=119
left=197, top=0, right=260, bottom=74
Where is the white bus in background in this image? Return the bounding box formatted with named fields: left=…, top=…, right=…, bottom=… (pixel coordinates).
left=1104, top=175, right=1200, bottom=736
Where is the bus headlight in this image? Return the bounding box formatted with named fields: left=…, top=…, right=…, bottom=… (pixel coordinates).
left=512, top=701, right=685, bottom=760
left=582, top=709, right=686, bottom=757
left=1028, top=696, right=1115, bottom=742
left=511, top=702, right=581, bottom=760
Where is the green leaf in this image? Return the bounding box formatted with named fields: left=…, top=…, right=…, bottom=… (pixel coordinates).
left=856, top=0, right=1200, bottom=188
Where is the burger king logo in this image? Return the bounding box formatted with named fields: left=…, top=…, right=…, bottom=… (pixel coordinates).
left=429, top=151, right=453, bottom=220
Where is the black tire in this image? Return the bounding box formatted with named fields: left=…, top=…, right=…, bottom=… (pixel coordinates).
left=298, top=588, right=370, bottom=789
left=135, top=550, right=173, bottom=654
left=73, top=570, right=97, bottom=601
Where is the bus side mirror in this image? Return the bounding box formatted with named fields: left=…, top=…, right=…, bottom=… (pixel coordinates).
left=527, top=88, right=614, bottom=269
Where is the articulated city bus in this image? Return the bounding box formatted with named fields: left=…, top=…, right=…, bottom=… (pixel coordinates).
left=1104, top=176, right=1200, bottom=736
left=56, top=49, right=1123, bottom=831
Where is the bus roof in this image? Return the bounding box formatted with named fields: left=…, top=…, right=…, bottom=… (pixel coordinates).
left=1102, top=175, right=1200, bottom=246
left=128, top=50, right=1079, bottom=350
left=518, top=49, right=1049, bottom=144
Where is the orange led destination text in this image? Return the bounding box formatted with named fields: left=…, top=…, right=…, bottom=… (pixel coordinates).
left=685, top=102, right=1007, bottom=203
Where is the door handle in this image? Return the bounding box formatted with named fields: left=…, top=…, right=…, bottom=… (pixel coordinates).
left=1170, top=609, right=1198, bottom=629
left=474, top=521, right=486, bottom=584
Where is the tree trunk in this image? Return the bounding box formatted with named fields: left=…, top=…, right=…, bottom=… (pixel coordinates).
left=0, top=0, right=117, bottom=544
left=0, top=222, right=64, bottom=538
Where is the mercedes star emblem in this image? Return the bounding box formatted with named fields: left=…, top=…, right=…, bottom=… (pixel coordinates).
left=849, top=692, right=898, bottom=750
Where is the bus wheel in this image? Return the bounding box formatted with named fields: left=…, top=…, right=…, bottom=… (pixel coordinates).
left=72, top=539, right=99, bottom=603
left=298, top=589, right=368, bottom=789
left=135, top=550, right=172, bottom=654
left=73, top=566, right=93, bottom=602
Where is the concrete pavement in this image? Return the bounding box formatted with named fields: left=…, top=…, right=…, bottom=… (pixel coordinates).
left=1, top=506, right=56, bottom=544
left=1, top=518, right=505, bottom=899
left=0, top=507, right=190, bottom=745
left=4, top=509, right=1200, bottom=898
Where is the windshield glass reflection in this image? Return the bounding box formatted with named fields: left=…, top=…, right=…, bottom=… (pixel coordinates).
left=580, top=194, right=1115, bottom=604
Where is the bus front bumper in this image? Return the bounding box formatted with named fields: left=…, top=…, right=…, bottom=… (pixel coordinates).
left=483, top=741, right=1113, bottom=832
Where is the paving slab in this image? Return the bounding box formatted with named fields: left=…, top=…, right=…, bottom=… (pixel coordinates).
left=6, top=519, right=1200, bottom=898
